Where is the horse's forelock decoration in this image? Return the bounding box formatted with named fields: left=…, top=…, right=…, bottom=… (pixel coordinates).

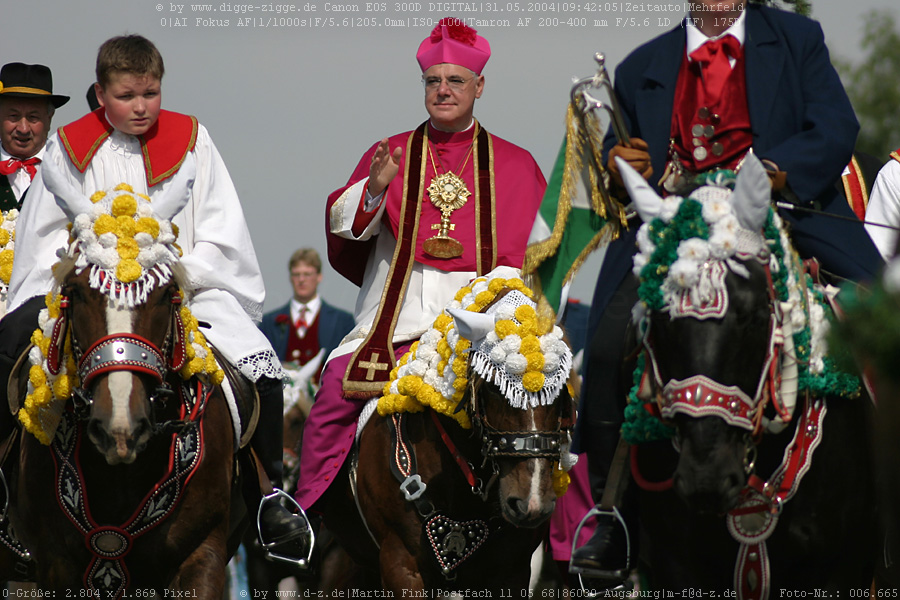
left=379, top=267, right=572, bottom=422
left=617, top=155, right=859, bottom=442
left=621, top=155, right=771, bottom=320
left=19, top=163, right=225, bottom=445
left=43, top=158, right=193, bottom=308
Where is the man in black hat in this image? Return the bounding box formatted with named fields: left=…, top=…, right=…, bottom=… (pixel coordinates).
left=0, top=62, right=70, bottom=210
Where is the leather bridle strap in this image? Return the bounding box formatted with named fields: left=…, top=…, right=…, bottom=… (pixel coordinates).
left=430, top=409, right=479, bottom=489
left=77, top=334, right=167, bottom=388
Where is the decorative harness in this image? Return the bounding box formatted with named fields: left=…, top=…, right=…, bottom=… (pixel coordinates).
left=385, top=377, right=576, bottom=578
left=628, top=181, right=852, bottom=600
left=46, top=284, right=212, bottom=598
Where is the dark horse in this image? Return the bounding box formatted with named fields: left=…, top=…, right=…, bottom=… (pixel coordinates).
left=319, top=271, right=576, bottom=592
left=617, top=155, right=876, bottom=595
left=5, top=165, right=248, bottom=594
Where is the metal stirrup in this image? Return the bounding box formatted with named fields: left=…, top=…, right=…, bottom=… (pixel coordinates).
left=256, top=488, right=316, bottom=569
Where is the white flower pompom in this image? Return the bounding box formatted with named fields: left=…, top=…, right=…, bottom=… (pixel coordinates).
left=408, top=359, right=428, bottom=377
left=420, top=329, right=442, bottom=347
left=668, top=258, right=700, bottom=289
left=677, top=238, right=710, bottom=262
left=417, top=344, right=437, bottom=363
left=542, top=352, right=560, bottom=373
left=636, top=225, right=655, bottom=255
left=714, top=214, right=740, bottom=237
left=500, top=334, right=522, bottom=354
left=29, top=345, right=44, bottom=365
left=98, top=232, right=117, bottom=249
left=446, top=328, right=459, bottom=349
left=633, top=252, right=649, bottom=277
left=472, top=279, right=489, bottom=295
left=460, top=293, right=476, bottom=309
left=495, top=303, right=516, bottom=321
left=709, top=229, right=738, bottom=259
left=137, top=204, right=154, bottom=218
left=74, top=214, right=92, bottom=232
left=701, top=196, right=731, bottom=223
left=484, top=330, right=500, bottom=346
left=423, top=368, right=441, bottom=389
left=490, top=344, right=508, bottom=364
left=659, top=195, right=683, bottom=222
left=134, top=232, right=154, bottom=248
left=193, top=344, right=208, bottom=360
left=505, top=353, right=527, bottom=375
left=447, top=300, right=462, bottom=312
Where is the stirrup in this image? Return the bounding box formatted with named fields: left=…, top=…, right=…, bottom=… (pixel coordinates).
left=569, top=505, right=632, bottom=589
left=256, top=488, right=315, bottom=569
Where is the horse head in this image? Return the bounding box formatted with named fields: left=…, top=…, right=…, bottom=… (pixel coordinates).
left=379, top=268, right=576, bottom=529
left=619, top=154, right=803, bottom=514
left=19, top=160, right=222, bottom=464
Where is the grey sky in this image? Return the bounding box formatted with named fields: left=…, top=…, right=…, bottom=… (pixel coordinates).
left=4, top=0, right=898, bottom=314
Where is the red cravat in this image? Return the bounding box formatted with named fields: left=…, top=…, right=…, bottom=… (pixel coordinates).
left=689, top=34, right=743, bottom=108
left=295, top=306, right=309, bottom=338
left=0, top=157, right=40, bottom=180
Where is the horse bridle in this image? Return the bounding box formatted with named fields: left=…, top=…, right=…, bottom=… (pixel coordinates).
left=49, top=284, right=189, bottom=423
left=640, top=258, right=793, bottom=442
left=467, top=376, right=576, bottom=470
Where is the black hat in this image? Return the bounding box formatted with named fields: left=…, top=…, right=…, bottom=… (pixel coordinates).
left=0, top=63, right=70, bottom=108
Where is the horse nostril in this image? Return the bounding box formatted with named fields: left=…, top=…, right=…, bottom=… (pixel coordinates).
left=86, top=419, right=108, bottom=447
left=507, top=497, right=527, bottom=517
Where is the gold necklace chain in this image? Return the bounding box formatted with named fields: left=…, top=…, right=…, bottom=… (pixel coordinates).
left=427, top=122, right=479, bottom=177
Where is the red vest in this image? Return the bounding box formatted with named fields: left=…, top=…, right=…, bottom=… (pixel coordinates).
left=286, top=313, right=321, bottom=367
left=671, top=50, right=753, bottom=173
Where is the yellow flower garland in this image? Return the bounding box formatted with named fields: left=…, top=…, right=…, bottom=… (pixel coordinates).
left=0, top=209, right=18, bottom=288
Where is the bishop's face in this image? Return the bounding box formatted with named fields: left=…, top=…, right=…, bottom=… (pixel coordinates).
left=423, top=63, right=485, bottom=133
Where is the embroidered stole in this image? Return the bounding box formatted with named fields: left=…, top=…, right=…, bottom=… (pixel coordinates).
left=342, top=121, right=496, bottom=397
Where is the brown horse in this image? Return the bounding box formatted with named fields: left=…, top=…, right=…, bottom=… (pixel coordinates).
left=5, top=167, right=248, bottom=595
left=319, top=273, right=576, bottom=592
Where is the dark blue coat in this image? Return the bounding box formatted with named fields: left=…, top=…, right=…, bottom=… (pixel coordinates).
left=592, top=3, right=883, bottom=326
left=574, top=5, right=884, bottom=459
left=259, top=300, right=355, bottom=363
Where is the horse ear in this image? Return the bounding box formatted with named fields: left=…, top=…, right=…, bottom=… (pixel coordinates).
left=41, top=160, right=96, bottom=222
left=733, top=153, right=771, bottom=232
left=614, top=156, right=663, bottom=222
left=447, top=308, right=495, bottom=344
left=150, top=155, right=196, bottom=221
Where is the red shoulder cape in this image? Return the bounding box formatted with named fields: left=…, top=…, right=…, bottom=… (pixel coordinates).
left=58, top=108, right=198, bottom=187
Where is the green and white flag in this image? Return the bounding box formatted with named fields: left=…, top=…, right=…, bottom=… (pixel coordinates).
left=524, top=102, right=625, bottom=314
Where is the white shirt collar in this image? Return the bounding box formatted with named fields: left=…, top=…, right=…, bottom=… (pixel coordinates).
left=290, top=296, right=321, bottom=322
left=685, top=8, right=747, bottom=59
left=0, top=142, right=46, bottom=162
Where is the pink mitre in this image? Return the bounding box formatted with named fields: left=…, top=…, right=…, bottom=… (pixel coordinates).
left=416, top=18, right=491, bottom=74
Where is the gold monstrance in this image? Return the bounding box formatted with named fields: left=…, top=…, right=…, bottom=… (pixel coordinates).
left=424, top=172, right=470, bottom=259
